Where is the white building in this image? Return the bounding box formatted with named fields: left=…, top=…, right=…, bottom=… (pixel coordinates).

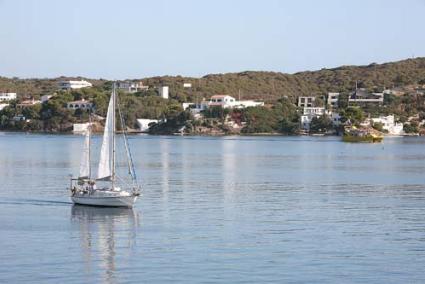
left=303, top=107, right=325, bottom=116
left=0, top=92, right=17, bottom=102
left=0, top=103, right=9, bottom=111
left=371, top=115, right=403, bottom=135
left=67, top=99, right=93, bottom=110
left=182, top=102, right=208, bottom=114
left=73, top=123, right=91, bottom=134
left=326, top=110, right=341, bottom=126
left=183, top=83, right=192, bottom=88
left=117, top=81, right=148, bottom=93
left=327, top=92, right=340, bottom=108
left=209, top=95, right=236, bottom=108
left=300, top=107, right=325, bottom=130
left=41, top=95, right=53, bottom=103
left=236, top=100, right=265, bottom=108
left=300, top=115, right=312, bottom=130
left=298, top=96, right=316, bottom=107
left=16, top=98, right=41, bottom=109
left=59, top=80, right=93, bottom=90
left=158, top=86, right=169, bottom=99
left=13, top=114, right=26, bottom=121
left=383, top=88, right=404, bottom=96
left=300, top=107, right=340, bottom=130
left=208, top=95, right=264, bottom=109
left=136, top=119, right=159, bottom=132
left=182, top=95, right=264, bottom=113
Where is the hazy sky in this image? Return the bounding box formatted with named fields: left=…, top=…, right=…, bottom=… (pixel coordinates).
left=0, top=0, right=424, bottom=79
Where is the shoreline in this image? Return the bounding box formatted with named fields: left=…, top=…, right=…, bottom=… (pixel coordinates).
left=0, top=130, right=421, bottom=138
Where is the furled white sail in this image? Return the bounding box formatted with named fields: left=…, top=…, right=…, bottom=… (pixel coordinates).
left=78, top=127, right=90, bottom=179
left=97, top=94, right=114, bottom=180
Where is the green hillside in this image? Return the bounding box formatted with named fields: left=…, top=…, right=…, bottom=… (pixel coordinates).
left=141, top=57, right=425, bottom=102
left=1, top=57, right=424, bottom=103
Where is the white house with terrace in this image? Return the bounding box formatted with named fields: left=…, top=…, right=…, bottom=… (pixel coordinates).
left=117, top=81, right=149, bottom=93
left=298, top=96, right=316, bottom=107
left=182, top=102, right=209, bottom=115
left=327, top=92, right=340, bottom=108
left=370, top=115, right=404, bottom=135
left=59, top=80, right=93, bottom=90
left=208, top=95, right=264, bottom=109
left=16, top=98, right=41, bottom=109
left=182, top=95, right=264, bottom=113
left=0, top=92, right=17, bottom=102
left=0, top=92, right=17, bottom=111
left=300, top=107, right=340, bottom=131
left=67, top=99, right=93, bottom=110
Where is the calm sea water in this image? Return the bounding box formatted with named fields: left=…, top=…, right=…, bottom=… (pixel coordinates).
left=1, top=132, right=425, bottom=283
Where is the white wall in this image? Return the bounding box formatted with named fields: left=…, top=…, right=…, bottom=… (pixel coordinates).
left=303, top=107, right=325, bottom=115
left=137, top=119, right=159, bottom=132
left=0, top=92, right=17, bottom=101
left=59, top=80, right=92, bottom=90
left=73, top=123, right=90, bottom=134
left=0, top=103, right=9, bottom=111
left=371, top=115, right=404, bottom=135
left=159, top=86, right=169, bottom=99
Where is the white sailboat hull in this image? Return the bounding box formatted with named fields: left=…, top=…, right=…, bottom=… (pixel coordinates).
left=71, top=193, right=138, bottom=208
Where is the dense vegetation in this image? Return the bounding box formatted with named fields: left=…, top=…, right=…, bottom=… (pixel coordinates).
left=1, top=57, right=424, bottom=103
left=0, top=57, right=424, bottom=134
left=0, top=87, right=182, bottom=132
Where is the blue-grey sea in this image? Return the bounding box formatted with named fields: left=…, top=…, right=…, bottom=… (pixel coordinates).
left=1, top=132, right=425, bottom=283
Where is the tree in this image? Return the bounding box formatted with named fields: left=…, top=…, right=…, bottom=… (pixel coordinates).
left=337, top=93, right=349, bottom=109
left=384, top=93, right=397, bottom=105
left=314, top=97, right=325, bottom=107
left=203, top=106, right=229, bottom=119
left=340, top=107, right=364, bottom=125
left=309, top=115, right=333, bottom=133
left=241, top=106, right=278, bottom=133
left=279, top=117, right=299, bottom=134
left=22, top=104, right=42, bottom=120
left=92, top=93, right=109, bottom=117
left=372, top=122, right=384, bottom=132
left=394, top=74, right=413, bottom=86
left=404, top=122, right=418, bottom=133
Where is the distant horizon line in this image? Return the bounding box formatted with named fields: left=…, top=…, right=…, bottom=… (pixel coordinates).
left=1, top=56, right=423, bottom=81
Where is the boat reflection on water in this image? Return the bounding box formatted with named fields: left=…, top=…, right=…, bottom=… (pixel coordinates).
left=71, top=205, right=140, bottom=284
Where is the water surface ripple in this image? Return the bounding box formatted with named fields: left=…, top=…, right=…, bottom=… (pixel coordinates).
left=0, top=133, right=425, bottom=283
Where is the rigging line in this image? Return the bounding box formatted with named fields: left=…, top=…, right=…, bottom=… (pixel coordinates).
left=116, top=95, right=133, bottom=178
left=116, top=95, right=138, bottom=184
left=116, top=175, right=133, bottom=188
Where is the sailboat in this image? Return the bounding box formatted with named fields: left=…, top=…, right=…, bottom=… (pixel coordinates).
left=70, top=84, right=141, bottom=208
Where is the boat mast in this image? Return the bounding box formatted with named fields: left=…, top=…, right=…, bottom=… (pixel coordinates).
left=88, top=110, right=91, bottom=180
left=111, top=83, right=116, bottom=189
